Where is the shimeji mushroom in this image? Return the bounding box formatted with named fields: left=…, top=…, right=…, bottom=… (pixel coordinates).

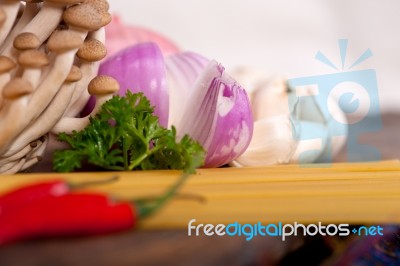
left=58, top=2, right=110, bottom=116
left=65, top=65, right=82, bottom=83
left=20, top=0, right=83, bottom=44
left=2, top=30, right=83, bottom=157
left=13, top=32, right=41, bottom=50
left=0, top=6, right=6, bottom=27
left=0, top=78, right=34, bottom=154
left=0, top=0, right=112, bottom=173
left=77, top=38, right=107, bottom=62
left=7, top=81, right=76, bottom=157
left=63, top=2, right=110, bottom=40
left=52, top=75, right=120, bottom=134
left=0, top=0, right=21, bottom=44
left=64, top=27, right=106, bottom=117
left=18, top=49, right=50, bottom=87
left=0, top=134, right=47, bottom=174
left=27, top=30, right=82, bottom=119
left=0, top=55, right=16, bottom=108
left=21, top=134, right=48, bottom=170
left=84, top=0, right=109, bottom=12
left=0, top=2, right=41, bottom=57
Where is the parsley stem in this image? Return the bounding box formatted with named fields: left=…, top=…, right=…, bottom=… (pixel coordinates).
left=128, top=153, right=149, bottom=170
left=128, top=146, right=162, bottom=170
left=122, top=137, right=128, bottom=170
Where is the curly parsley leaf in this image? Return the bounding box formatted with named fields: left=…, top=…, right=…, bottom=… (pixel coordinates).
left=53, top=92, right=205, bottom=173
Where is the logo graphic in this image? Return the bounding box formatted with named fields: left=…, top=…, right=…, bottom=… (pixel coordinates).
left=287, top=39, right=382, bottom=163
left=188, top=219, right=385, bottom=241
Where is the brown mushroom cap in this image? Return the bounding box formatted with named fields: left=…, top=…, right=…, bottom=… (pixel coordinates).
left=47, top=30, right=83, bottom=53
left=18, top=49, right=50, bottom=68
left=88, top=75, right=120, bottom=95
left=77, top=38, right=106, bottom=62
left=45, top=0, right=83, bottom=4
left=13, top=32, right=41, bottom=50
left=63, top=3, right=111, bottom=31
left=84, top=0, right=109, bottom=11
left=21, top=1, right=44, bottom=3
left=0, top=56, right=17, bottom=74
left=65, top=65, right=82, bottom=82
left=0, top=7, right=6, bottom=27
left=3, top=78, right=34, bottom=99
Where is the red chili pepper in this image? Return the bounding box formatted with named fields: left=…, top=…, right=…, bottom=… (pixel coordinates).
left=0, top=176, right=118, bottom=215
left=0, top=173, right=191, bottom=245
left=0, top=193, right=136, bottom=245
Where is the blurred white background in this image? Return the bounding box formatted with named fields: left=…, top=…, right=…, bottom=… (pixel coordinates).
left=110, top=0, right=400, bottom=112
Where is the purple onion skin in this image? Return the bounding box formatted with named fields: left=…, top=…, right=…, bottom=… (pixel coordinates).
left=204, top=77, right=254, bottom=167
left=165, top=52, right=210, bottom=127
left=98, top=42, right=169, bottom=127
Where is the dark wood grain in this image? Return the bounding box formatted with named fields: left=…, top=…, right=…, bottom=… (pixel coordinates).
left=0, top=114, right=398, bottom=266
left=0, top=231, right=303, bottom=266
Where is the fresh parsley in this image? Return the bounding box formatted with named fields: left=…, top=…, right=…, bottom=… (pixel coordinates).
left=53, top=92, right=205, bottom=173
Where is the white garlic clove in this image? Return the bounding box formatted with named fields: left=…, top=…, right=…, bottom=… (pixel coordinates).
left=231, top=115, right=297, bottom=167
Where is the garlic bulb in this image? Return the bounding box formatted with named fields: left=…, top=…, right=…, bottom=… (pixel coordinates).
left=231, top=68, right=348, bottom=166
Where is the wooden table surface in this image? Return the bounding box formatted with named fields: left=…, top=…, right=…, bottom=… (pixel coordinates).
left=0, top=114, right=398, bottom=266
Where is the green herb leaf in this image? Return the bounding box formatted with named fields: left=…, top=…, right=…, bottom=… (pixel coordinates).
left=53, top=92, right=205, bottom=173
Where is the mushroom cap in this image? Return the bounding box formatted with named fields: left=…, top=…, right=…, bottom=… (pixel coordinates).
left=77, top=38, right=106, bottom=62
left=63, top=3, right=111, bottom=31
left=18, top=49, right=50, bottom=68
left=0, top=7, right=6, bottom=27
left=13, top=32, right=41, bottom=50
left=45, top=0, right=83, bottom=4
left=65, top=65, right=82, bottom=82
left=47, top=30, right=83, bottom=53
left=3, top=78, right=34, bottom=99
left=88, top=75, right=120, bottom=95
left=0, top=56, right=17, bottom=74
left=84, top=0, right=109, bottom=11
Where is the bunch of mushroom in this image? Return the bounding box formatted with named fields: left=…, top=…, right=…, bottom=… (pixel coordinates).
left=0, top=0, right=120, bottom=174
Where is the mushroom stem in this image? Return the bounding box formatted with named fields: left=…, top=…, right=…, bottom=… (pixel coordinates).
left=19, top=2, right=64, bottom=44
left=22, top=68, right=41, bottom=87
left=18, top=48, right=49, bottom=87
left=0, top=134, right=47, bottom=174
left=0, top=72, right=11, bottom=108
left=0, top=96, right=29, bottom=154
left=0, top=158, right=25, bottom=174
left=65, top=27, right=105, bottom=116
left=64, top=63, right=93, bottom=116
left=0, top=1, right=20, bottom=44
left=4, top=82, right=76, bottom=157
left=0, top=56, right=16, bottom=109
left=20, top=155, right=41, bottom=172
left=0, top=143, right=33, bottom=166
left=52, top=75, right=119, bottom=134
left=0, top=2, right=41, bottom=56
left=27, top=48, right=79, bottom=121
left=51, top=93, right=110, bottom=134
left=20, top=135, right=48, bottom=171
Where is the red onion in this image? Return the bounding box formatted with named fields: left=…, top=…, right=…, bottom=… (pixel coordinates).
left=175, top=61, right=254, bottom=167
left=98, top=42, right=169, bottom=127
left=166, top=52, right=210, bottom=127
